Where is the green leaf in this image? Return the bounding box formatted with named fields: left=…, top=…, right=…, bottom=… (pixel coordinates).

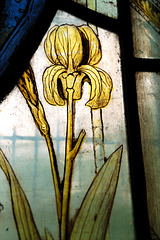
left=70, top=145, right=123, bottom=240
left=44, top=228, right=54, bottom=240
left=0, top=149, right=41, bottom=240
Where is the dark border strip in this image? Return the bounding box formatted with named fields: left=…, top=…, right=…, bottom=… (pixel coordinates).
left=117, top=0, right=151, bottom=240
left=0, top=0, right=58, bottom=102
left=58, top=0, right=118, bottom=33
left=133, top=58, right=160, bottom=72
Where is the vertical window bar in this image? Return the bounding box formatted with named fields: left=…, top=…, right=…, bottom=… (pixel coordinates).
left=117, top=0, right=151, bottom=239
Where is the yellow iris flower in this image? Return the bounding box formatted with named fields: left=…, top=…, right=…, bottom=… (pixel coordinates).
left=42, top=25, right=113, bottom=239
left=42, top=24, right=113, bottom=109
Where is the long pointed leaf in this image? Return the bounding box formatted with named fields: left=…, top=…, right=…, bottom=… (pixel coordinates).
left=44, top=228, right=55, bottom=240
left=0, top=149, right=41, bottom=240
left=70, top=145, right=123, bottom=240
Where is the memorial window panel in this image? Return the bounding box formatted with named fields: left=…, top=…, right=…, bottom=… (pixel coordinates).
left=1, top=1, right=159, bottom=240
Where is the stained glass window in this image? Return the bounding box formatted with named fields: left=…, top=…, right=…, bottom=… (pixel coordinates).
left=0, top=1, right=159, bottom=240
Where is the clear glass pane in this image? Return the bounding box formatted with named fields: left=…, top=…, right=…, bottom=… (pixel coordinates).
left=72, top=0, right=118, bottom=19
left=136, top=72, right=160, bottom=238
left=0, top=10, right=135, bottom=240
left=130, top=0, right=160, bottom=58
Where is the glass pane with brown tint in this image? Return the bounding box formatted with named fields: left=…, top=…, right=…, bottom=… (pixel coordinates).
left=136, top=72, right=160, bottom=238
left=130, top=0, right=160, bottom=58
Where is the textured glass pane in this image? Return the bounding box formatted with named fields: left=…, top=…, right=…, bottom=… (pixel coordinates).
left=130, top=0, right=160, bottom=58
left=0, top=0, right=46, bottom=77
left=0, top=0, right=29, bottom=48
left=72, top=0, right=118, bottom=18
left=136, top=72, right=160, bottom=238
left=0, top=10, right=135, bottom=240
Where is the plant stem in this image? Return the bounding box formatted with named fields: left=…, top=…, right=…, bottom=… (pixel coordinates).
left=61, top=87, right=86, bottom=240
left=87, top=18, right=105, bottom=173
left=45, top=133, right=62, bottom=224
left=91, top=109, right=105, bottom=173
left=61, top=88, right=74, bottom=240
left=66, top=89, right=74, bottom=154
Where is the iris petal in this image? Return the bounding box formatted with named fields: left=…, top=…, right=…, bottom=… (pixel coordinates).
left=94, top=68, right=113, bottom=109
left=43, top=24, right=112, bottom=110
left=42, top=65, right=67, bottom=106
left=78, top=65, right=102, bottom=108
left=44, top=26, right=59, bottom=65
left=55, top=25, right=83, bottom=71
left=77, top=65, right=113, bottom=109
left=78, top=26, right=102, bottom=66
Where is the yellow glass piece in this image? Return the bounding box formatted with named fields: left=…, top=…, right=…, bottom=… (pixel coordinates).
left=42, top=24, right=113, bottom=239
left=42, top=24, right=113, bottom=110
left=44, top=25, right=59, bottom=65
left=79, top=25, right=102, bottom=65
left=42, top=65, right=67, bottom=106
left=18, top=65, right=49, bottom=136
left=18, top=65, right=38, bottom=105
left=18, top=65, right=62, bottom=224
left=131, top=0, right=160, bottom=29
left=55, top=25, right=83, bottom=72
left=87, top=0, right=96, bottom=11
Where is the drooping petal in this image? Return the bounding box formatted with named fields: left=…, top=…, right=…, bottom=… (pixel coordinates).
left=78, top=25, right=102, bottom=66
left=55, top=25, right=83, bottom=71
left=78, top=65, right=102, bottom=108
left=42, top=65, right=67, bottom=106
left=92, top=68, right=113, bottom=109
left=44, top=25, right=59, bottom=64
